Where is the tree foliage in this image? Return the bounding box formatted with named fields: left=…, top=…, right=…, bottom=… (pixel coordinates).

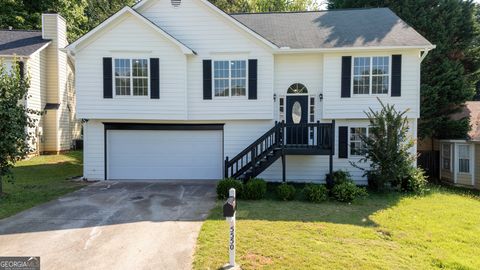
left=352, top=99, right=415, bottom=190
left=200, top=0, right=318, bottom=13
left=328, top=0, right=480, bottom=140
left=0, top=61, right=39, bottom=194
left=0, top=0, right=136, bottom=42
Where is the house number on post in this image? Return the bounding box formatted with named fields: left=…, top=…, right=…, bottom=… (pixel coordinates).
left=223, top=188, right=237, bottom=269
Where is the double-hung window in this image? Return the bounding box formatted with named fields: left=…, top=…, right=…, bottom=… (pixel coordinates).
left=458, top=144, right=470, bottom=173
left=442, top=144, right=451, bottom=171
left=114, top=58, right=149, bottom=97
left=350, top=127, right=368, bottom=156
left=213, top=60, right=247, bottom=97
left=353, top=56, right=390, bottom=95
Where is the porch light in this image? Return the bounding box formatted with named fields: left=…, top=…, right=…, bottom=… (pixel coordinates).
left=273, top=93, right=277, bottom=101
left=319, top=93, right=323, bottom=101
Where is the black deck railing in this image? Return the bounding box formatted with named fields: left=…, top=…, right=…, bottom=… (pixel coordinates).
left=225, top=121, right=335, bottom=179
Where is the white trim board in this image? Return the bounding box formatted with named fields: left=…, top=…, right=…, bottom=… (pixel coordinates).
left=66, top=6, right=195, bottom=55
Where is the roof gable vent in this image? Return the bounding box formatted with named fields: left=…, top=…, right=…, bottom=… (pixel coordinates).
left=171, top=0, right=181, bottom=7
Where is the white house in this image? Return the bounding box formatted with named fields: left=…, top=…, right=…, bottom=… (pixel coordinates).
left=66, top=0, right=434, bottom=183
left=0, top=14, right=82, bottom=154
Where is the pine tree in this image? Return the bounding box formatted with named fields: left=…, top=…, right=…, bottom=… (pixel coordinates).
left=327, top=0, right=480, bottom=140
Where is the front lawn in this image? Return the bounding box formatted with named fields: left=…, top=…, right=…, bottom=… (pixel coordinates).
left=0, top=151, right=86, bottom=219
left=194, top=185, right=480, bottom=269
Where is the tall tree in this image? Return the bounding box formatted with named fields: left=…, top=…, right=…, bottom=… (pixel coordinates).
left=328, top=0, right=480, bottom=140
left=84, top=0, right=136, bottom=33
left=0, top=0, right=135, bottom=42
left=209, top=0, right=318, bottom=13
left=0, top=61, right=39, bottom=194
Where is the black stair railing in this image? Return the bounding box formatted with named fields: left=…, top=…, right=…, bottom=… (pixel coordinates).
left=225, top=121, right=334, bottom=180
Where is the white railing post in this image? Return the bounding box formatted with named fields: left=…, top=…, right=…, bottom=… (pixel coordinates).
left=223, top=188, right=238, bottom=269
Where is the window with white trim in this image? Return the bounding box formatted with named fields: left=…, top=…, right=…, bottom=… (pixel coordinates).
left=350, top=127, right=367, bottom=156
left=442, top=143, right=451, bottom=171
left=213, top=60, right=247, bottom=97
left=279, top=96, right=285, bottom=121
left=309, top=96, right=315, bottom=123
left=114, top=58, right=149, bottom=96
left=353, top=56, right=389, bottom=95
left=458, top=144, right=470, bottom=173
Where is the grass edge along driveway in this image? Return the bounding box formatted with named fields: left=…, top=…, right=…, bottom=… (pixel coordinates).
left=0, top=151, right=86, bottom=220
left=194, top=185, right=480, bottom=270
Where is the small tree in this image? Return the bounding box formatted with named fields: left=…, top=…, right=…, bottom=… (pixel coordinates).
left=352, top=99, right=416, bottom=191
left=0, top=61, right=38, bottom=195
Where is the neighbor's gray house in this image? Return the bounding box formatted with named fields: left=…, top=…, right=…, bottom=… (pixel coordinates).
left=66, top=0, right=434, bottom=183
left=0, top=14, right=82, bottom=154
left=437, top=101, right=480, bottom=189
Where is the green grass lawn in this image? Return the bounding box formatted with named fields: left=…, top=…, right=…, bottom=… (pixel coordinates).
left=0, top=151, right=86, bottom=219
left=194, top=185, right=480, bottom=270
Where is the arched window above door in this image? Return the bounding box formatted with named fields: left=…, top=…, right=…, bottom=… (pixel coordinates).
left=287, top=83, right=308, bottom=94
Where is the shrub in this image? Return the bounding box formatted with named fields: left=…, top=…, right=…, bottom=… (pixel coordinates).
left=276, top=183, right=296, bottom=201
left=331, top=170, right=352, bottom=185
left=402, top=167, right=428, bottom=195
left=243, top=178, right=267, bottom=200
left=332, top=182, right=368, bottom=203
left=351, top=99, right=416, bottom=191
left=216, top=178, right=243, bottom=199
left=303, top=184, right=328, bottom=203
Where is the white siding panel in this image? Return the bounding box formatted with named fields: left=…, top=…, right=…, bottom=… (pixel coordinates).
left=76, top=14, right=188, bottom=120
left=273, top=54, right=323, bottom=120
left=84, top=120, right=105, bottom=180
left=141, top=0, right=274, bottom=120
left=25, top=51, right=48, bottom=153
left=323, top=50, right=421, bottom=119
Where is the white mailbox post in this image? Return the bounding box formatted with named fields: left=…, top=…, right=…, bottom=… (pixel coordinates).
left=222, top=188, right=238, bottom=269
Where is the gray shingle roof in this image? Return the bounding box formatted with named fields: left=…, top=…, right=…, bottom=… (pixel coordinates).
left=0, top=30, right=50, bottom=56
left=231, top=8, right=433, bottom=49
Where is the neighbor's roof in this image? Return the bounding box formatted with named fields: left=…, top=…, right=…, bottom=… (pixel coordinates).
left=231, top=8, right=434, bottom=49
left=450, top=101, right=480, bottom=141
left=0, top=30, right=51, bottom=56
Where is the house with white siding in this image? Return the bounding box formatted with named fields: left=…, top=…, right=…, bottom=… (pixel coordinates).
left=0, top=14, right=82, bottom=155
left=66, top=0, right=434, bottom=183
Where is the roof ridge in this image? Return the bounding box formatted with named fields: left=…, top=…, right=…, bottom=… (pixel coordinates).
left=229, top=7, right=389, bottom=16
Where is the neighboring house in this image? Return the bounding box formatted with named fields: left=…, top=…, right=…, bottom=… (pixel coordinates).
left=438, top=101, right=480, bottom=189
left=66, top=0, right=434, bottom=183
left=0, top=14, right=82, bottom=155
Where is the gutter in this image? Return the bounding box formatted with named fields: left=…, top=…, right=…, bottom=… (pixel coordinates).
left=274, top=45, right=436, bottom=54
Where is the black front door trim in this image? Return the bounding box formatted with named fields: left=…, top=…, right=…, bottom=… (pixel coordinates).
left=286, top=95, right=309, bottom=144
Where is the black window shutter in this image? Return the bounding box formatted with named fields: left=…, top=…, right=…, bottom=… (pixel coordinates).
left=150, top=58, right=160, bottom=99
left=17, top=61, right=24, bottom=80
left=248, top=59, right=258, bottom=100
left=391, top=54, right=402, bottom=97
left=103, top=57, right=113, bottom=99
left=203, top=60, right=212, bottom=100
left=341, top=56, right=351, bottom=98
left=338, top=126, right=348, bottom=159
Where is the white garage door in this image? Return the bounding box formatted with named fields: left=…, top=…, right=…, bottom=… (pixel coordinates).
left=107, top=130, right=223, bottom=180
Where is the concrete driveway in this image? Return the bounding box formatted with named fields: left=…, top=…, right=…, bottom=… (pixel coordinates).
left=0, top=181, right=217, bottom=270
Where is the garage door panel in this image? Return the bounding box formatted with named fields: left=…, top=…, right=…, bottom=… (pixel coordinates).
left=108, top=130, right=223, bottom=180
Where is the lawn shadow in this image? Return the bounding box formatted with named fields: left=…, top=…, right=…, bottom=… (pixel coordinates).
left=208, top=183, right=407, bottom=228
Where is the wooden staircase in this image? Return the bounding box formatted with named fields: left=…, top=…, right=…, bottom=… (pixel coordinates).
left=225, top=121, right=335, bottom=181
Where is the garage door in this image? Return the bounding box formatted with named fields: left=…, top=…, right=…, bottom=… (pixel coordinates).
left=107, top=129, right=223, bottom=180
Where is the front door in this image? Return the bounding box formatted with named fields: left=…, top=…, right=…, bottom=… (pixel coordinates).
left=286, top=95, right=308, bottom=144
